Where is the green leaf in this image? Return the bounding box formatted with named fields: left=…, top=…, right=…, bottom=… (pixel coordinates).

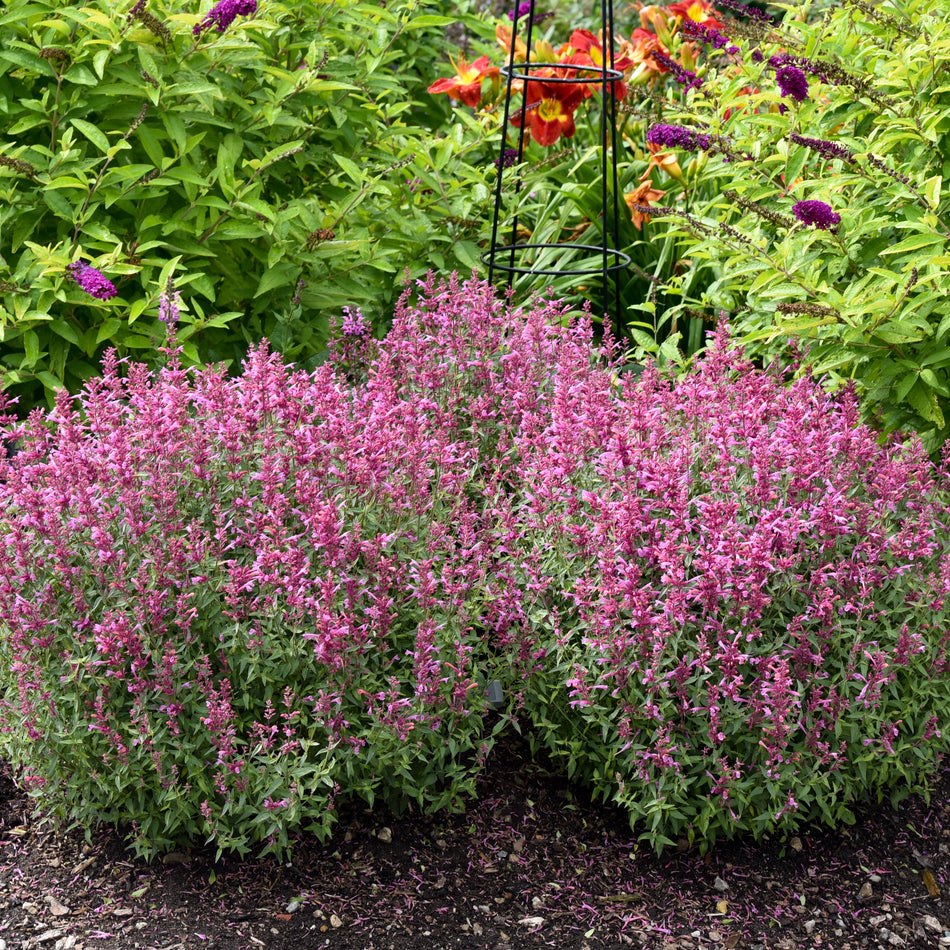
left=92, top=48, right=110, bottom=80
left=923, top=174, right=942, bottom=209
left=920, top=347, right=950, bottom=367
left=157, top=256, right=183, bottom=295
left=129, top=298, right=150, bottom=324
left=136, top=125, right=166, bottom=169
left=905, top=380, right=945, bottom=426
left=333, top=155, right=363, bottom=184
left=403, top=14, right=456, bottom=28
left=163, top=113, right=187, bottom=155
left=34, top=370, right=64, bottom=391
left=49, top=319, right=81, bottom=346
left=95, top=318, right=122, bottom=345
left=70, top=119, right=111, bottom=155
left=920, top=368, right=950, bottom=397
left=22, top=329, right=40, bottom=366
left=216, top=133, right=242, bottom=199
left=880, top=231, right=944, bottom=256
left=137, top=46, right=161, bottom=83
left=254, top=263, right=298, bottom=298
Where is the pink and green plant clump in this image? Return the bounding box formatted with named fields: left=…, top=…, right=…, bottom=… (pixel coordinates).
left=0, top=279, right=525, bottom=860
left=1, top=275, right=950, bottom=859
left=489, top=320, right=950, bottom=851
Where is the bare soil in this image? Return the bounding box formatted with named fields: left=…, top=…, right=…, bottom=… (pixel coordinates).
left=0, top=729, right=948, bottom=950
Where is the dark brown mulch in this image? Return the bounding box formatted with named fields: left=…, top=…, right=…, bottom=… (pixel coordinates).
left=0, top=728, right=948, bottom=950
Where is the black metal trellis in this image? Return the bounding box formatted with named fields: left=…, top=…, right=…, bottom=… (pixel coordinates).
left=483, top=0, right=630, bottom=334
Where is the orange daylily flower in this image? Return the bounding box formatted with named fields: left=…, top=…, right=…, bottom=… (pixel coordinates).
left=511, top=77, right=586, bottom=146
left=639, top=4, right=668, bottom=30
left=568, top=29, right=633, bottom=71
left=565, top=29, right=632, bottom=100
left=667, top=0, right=725, bottom=30
left=624, top=181, right=667, bottom=229
left=428, top=53, right=499, bottom=108
left=496, top=23, right=528, bottom=61
left=640, top=142, right=684, bottom=182
left=620, top=28, right=671, bottom=76
left=638, top=5, right=675, bottom=45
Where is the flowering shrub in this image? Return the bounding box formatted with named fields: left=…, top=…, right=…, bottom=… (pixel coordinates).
left=635, top=0, right=950, bottom=450
left=0, top=277, right=524, bottom=860
left=0, top=0, right=491, bottom=416
left=427, top=0, right=747, bottom=353
left=490, top=322, right=950, bottom=851
left=2, top=273, right=950, bottom=858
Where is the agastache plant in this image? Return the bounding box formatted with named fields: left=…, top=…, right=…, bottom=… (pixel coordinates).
left=1, top=275, right=950, bottom=858
left=0, top=274, right=532, bottom=859
left=487, top=315, right=950, bottom=852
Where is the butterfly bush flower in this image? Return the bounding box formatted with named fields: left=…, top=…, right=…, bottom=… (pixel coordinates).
left=792, top=199, right=841, bottom=231
left=650, top=49, right=703, bottom=90
left=647, top=123, right=717, bottom=152
left=767, top=52, right=884, bottom=105
left=776, top=65, right=809, bottom=102
left=495, top=147, right=520, bottom=169
left=193, top=0, right=257, bottom=37
left=680, top=18, right=740, bottom=55
left=713, top=0, right=773, bottom=21
left=67, top=262, right=117, bottom=300
left=789, top=133, right=855, bottom=165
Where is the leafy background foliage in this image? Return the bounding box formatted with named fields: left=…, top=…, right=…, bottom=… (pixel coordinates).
left=645, top=0, right=950, bottom=450
left=0, top=0, right=493, bottom=414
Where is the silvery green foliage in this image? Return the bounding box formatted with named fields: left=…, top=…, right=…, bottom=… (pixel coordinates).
left=2, top=274, right=950, bottom=859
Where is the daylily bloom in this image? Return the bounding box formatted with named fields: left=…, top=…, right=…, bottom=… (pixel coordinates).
left=639, top=141, right=684, bottom=182
left=565, top=29, right=632, bottom=100
left=511, top=77, right=586, bottom=146
left=620, top=28, right=673, bottom=82
left=638, top=5, right=674, bottom=45
left=624, top=181, right=667, bottom=229
left=668, top=0, right=725, bottom=30
left=568, top=29, right=633, bottom=72
left=496, top=22, right=528, bottom=62
left=428, top=53, right=499, bottom=108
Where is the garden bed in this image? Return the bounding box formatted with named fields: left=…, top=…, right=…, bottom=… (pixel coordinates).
left=0, top=729, right=947, bottom=949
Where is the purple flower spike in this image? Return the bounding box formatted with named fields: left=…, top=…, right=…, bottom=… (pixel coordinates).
left=680, top=18, right=733, bottom=52
left=68, top=262, right=117, bottom=300
left=651, top=49, right=703, bottom=90
left=193, top=0, right=257, bottom=37
left=646, top=124, right=716, bottom=152
left=791, top=199, right=841, bottom=231
left=159, top=279, right=181, bottom=328
left=495, top=147, right=520, bottom=169
left=790, top=133, right=855, bottom=165
left=776, top=65, right=809, bottom=102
